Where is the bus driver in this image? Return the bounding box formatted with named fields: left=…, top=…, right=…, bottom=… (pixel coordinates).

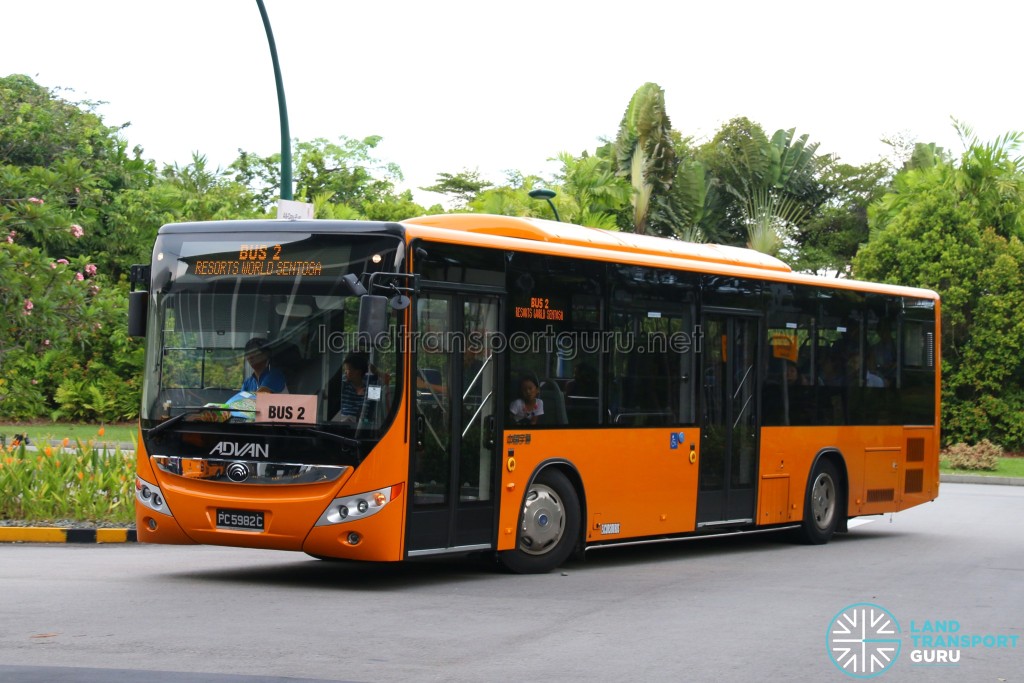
left=242, top=338, right=288, bottom=394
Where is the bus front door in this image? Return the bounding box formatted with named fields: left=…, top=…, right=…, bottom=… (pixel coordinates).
left=696, top=313, right=759, bottom=527
left=406, top=292, right=501, bottom=556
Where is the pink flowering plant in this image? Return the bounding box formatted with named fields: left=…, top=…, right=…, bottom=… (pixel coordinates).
left=0, top=239, right=140, bottom=421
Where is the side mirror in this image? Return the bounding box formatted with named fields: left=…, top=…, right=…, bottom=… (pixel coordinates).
left=128, top=290, right=148, bottom=338
left=358, top=295, right=388, bottom=346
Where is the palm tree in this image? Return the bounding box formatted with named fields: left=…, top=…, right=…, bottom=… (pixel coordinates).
left=742, top=188, right=809, bottom=256
left=613, top=83, right=677, bottom=234
left=553, top=151, right=629, bottom=229
left=739, top=129, right=819, bottom=255
left=950, top=119, right=1024, bottom=239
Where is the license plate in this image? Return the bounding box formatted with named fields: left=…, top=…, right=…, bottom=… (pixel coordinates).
left=216, top=508, right=264, bottom=532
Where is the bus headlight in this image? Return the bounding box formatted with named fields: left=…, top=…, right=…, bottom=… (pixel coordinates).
left=316, top=484, right=402, bottom=526
left=136, top=476, right=172, bottom=516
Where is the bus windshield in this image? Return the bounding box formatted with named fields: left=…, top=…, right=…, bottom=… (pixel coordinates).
left=140, top=231, right=404, bottom=446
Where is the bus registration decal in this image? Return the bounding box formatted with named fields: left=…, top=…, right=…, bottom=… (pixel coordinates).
left=256, top=393, right=317, bottom=424
left=600, top=523, right=621, bottom=535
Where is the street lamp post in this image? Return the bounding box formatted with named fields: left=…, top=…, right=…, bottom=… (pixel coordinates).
left=256, top=0, right=292, bottom=200
left=528, top=188, right=561, bottom=222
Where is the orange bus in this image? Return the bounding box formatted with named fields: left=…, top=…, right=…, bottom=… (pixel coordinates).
left=129, top=214, right=940, bottom=573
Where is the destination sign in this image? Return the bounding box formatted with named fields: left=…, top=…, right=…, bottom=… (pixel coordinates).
left=190, top=244, right=323, bottom=278
left=514, top=296, right=566, bottom=321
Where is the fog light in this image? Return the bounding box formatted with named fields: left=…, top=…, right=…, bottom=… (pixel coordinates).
left=337, top=505, right=349, bottom=520
left=347, top=532, right=361, bottom=545
left=147, top=518, right=157, bottom=531
left=356, top=499, right=369, bottom=514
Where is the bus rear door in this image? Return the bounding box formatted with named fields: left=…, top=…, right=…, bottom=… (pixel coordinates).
left=697, top=311, right=760, bottom=528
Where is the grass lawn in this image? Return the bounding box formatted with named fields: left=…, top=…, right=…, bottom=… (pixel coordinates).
left=0, top=422, right=136, bottom=446
left=940, top=456, right=1024, bottom=478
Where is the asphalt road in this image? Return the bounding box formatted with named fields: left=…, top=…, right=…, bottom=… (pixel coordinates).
left=1, top=482, right=1021, bottom=682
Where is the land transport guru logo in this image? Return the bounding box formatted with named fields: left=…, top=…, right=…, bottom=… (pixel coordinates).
left=827, top=602, right=1020, bottom=678
left=827, top=603, right=901, bottom=678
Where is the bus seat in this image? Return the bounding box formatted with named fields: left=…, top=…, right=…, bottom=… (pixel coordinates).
left=271, top=343, right=303, bottom=392
left=289, top=357, right=325, bottom=397
left=539, top=378, right=567, bottom=425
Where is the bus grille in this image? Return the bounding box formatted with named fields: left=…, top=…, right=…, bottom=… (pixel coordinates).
left=906, top=438, right=925, bottom=462
left=866, top=488, right=895, bottom=503
left=904, top=468, right=924, bottom=494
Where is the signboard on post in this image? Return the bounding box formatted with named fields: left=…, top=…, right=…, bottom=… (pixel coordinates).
left=277, top=199, right=314, bottom=220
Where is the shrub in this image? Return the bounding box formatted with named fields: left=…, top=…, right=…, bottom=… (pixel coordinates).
left=0, top=435, right=135, bottom=523
left=942, top=439, right=1002, bottom=471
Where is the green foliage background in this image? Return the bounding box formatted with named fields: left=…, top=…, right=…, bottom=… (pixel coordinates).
left=3, top=74, right=1023, bottom=449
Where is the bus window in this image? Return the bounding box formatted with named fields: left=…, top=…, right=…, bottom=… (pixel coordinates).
left=608, top=265, right=696, bottom=427
left=507, top=253, right=602, bottom=428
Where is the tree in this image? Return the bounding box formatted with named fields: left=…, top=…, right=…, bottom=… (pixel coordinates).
left=468, top=172, right=550, bottom=218
left=0, top=75, right=162, bottom=417
left=232, top=135, right=428, bottom=219
left=551, top=151, right=629, bottom=229
left=421, top=169, right=492, bottom=210
left=696, top=119, right=825, bottom=252
left=0, top=235, right=136, bottom=419
left=855, top=129, right=1024, bottom=448
left=0, top=75, right=165, bottom=278
left=788, top=158, right=889, bottom=275
left=612, top=83, right=677, bottom=235
left=159, top=153, right=259, bottom=222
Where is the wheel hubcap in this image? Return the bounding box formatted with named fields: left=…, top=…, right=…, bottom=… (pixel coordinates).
left=811, top=472, right=836, bottom=530
left=520, top=484, right=565, bottom=556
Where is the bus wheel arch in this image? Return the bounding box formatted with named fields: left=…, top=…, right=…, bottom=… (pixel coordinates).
left=797, top=450, right=847, bottom=544
left=498, top=461, right=584, bottom=574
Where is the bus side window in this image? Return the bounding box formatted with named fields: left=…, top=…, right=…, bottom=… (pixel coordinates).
left=565, top=362, right=600, bottom=426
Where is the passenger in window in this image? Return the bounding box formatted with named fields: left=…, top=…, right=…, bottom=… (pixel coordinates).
left=845, top=351, right=884, bottom=388
left=242, top=338, right=288, bottom=394
left=332, top=352, right=369, bottom=423
left=565, top=362, right=598, bottom=397
left=510, top=375, right=544, bottom=425
left=817, top=351, right=844, bottom=387
left=864, top=349, right=886, bottom=388
left=873, top=324, right=897, bottom=383
left=785, top=361, right=810, bottom=386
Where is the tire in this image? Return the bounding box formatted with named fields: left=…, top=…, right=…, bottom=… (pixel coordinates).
left=797, top=459, right=842, bottom=545
left=498, top=468, right=581, bottom=574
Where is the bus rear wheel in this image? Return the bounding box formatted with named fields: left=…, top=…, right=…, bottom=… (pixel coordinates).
left=797, top=459, right=841, bottom=545
left=499, top=468, right=580, bottom=574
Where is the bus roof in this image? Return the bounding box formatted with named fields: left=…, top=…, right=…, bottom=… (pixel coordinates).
left=403, top=213, right=793, bottom=273
left=153, top=216, right=937, bottom=302
left=402, top=213, right=939, bottom=302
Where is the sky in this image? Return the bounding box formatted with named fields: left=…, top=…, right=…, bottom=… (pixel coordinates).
left=2, top=0, right=1022, bottom=207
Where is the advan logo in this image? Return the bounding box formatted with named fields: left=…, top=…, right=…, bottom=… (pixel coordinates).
left=209, top=441, right=270, bottom=459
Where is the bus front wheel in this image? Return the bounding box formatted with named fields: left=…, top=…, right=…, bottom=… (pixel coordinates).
left=797, top=459, right=841, bottom=545
left=499, top=468, right=580, bottom=574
